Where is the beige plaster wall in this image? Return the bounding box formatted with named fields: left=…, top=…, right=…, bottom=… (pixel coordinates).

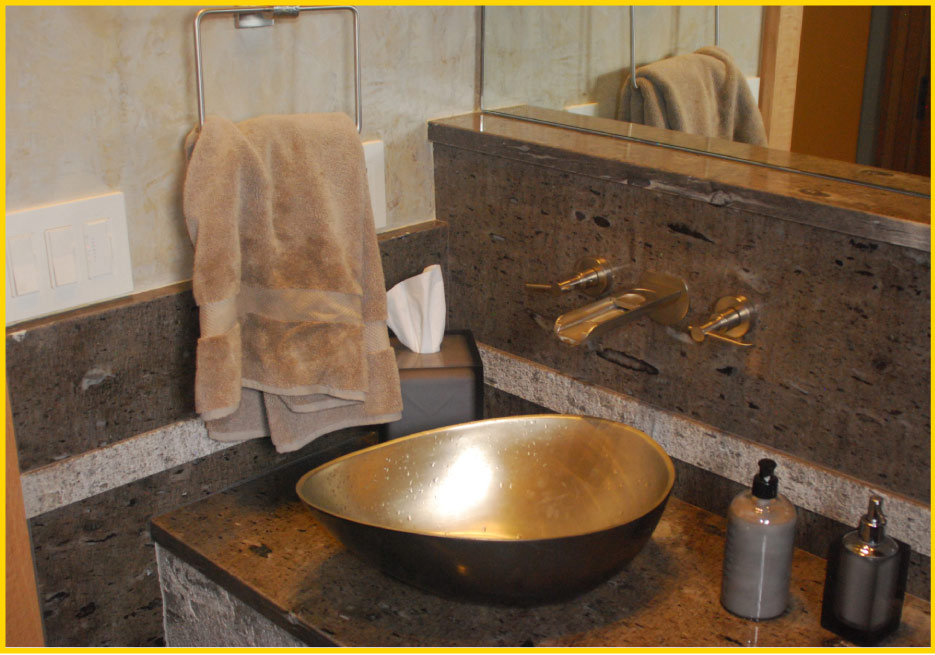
left=483, top=6, right=762, bottom=117
left=6, top=6, right=476, bottom=293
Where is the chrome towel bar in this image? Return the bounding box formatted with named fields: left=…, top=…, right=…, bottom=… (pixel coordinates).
left=193, top=5, right=362, bottom=132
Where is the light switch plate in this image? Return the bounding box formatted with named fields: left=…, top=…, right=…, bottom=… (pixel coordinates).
left=6, top=191, right=133, bottom=325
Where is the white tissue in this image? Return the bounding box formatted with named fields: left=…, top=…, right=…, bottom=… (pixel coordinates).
left=386, top=264, right=446, bottom=353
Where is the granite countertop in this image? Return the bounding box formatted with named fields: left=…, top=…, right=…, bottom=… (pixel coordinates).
left=428, top=113, right=930, bottom=252
left=151, top=456, right=930, bottom=648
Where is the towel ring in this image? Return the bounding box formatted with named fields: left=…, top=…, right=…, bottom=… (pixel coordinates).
left=193, top=5, right=362, bottom=132
left=630, top=6, right=720, bottom=90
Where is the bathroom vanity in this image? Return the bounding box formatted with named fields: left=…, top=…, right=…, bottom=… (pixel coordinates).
left=151, top=454, right=930, bottom=648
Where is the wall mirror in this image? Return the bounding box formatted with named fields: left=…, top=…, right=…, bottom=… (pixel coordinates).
left=481, top=6, right=930, bottom=198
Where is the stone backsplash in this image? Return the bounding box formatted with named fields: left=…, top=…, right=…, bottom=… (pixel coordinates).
left=7, top=220, right=447, bottom=474
left=431, top=115, right=930, bottom=504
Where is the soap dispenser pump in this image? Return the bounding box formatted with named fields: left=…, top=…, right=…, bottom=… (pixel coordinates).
left=821, top=495, right=911, bottom=645
left=720, top=458, right=797, bottom=620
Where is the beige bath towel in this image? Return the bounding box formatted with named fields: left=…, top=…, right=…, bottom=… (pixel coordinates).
left=183, top=113, right=402, bottom=452
left=619, top=46, right=767, bottom=146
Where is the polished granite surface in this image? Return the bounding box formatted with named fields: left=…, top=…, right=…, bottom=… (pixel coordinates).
left=485, top=105, right=931, bottom=197
left=151, top=457, right=930, bottom=648
left=428, top=112, right=929, bottom=251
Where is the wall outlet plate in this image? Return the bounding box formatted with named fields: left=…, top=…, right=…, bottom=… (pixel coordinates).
left=6, top=191, right=133, bottom=325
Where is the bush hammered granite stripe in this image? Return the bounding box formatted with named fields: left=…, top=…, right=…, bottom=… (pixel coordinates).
left=477, top=343, right=930, bottom=556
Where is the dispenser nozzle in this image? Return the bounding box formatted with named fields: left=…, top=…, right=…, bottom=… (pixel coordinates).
left=858, top=494, right=887, bottom=544
left=752, top=458, right=779, bottom=499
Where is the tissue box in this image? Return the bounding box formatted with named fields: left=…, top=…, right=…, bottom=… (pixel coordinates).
left=380, top=330, right=483, bottom=441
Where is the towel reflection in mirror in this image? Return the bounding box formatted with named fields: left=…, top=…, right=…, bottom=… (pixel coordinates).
left=620, top=46, right=767, bottom=146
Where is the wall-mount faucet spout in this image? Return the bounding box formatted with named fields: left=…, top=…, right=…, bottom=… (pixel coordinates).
left=554, top=271, right=689, bottom=346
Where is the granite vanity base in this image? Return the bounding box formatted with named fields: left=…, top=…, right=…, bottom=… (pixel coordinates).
left=157, top=545, right=308, bottom=648
left=152, top=458, right=930, bottom=648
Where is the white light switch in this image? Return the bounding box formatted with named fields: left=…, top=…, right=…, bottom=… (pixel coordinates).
left=6, top=191, right=133, bottom=325
left=46, top=226, right=79, bottom=287
left=83, top=218, right=113, bottom=278
left=8, top=233, right=40, bottom=296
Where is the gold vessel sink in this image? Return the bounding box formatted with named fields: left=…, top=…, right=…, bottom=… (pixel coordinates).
left=296, top=414, right=675, bottom=604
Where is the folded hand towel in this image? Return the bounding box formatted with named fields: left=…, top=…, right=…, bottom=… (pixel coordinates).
left=183, top=113, right=402, bottom=452
left=619, top=46, right=767, bottom=146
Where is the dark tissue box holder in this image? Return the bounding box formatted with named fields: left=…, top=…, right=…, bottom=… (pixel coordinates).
left=380, top=330, right=484, bottom=442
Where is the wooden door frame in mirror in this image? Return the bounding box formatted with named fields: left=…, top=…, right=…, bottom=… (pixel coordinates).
left=759, top=6, right=803, bottom=151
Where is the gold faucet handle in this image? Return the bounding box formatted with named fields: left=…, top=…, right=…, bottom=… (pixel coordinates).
left=698, top=330, right=754, bottom=348
left=688, top=296, right=754, bottom=347
left=525, top=256, right=615, bottom=298
left=524, top=282, right=564, bottom=295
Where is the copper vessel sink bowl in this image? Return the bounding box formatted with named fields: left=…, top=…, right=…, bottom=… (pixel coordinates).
left=296, top=414, right=675, bottom=604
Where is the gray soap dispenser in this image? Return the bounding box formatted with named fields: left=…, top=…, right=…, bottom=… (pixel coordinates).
left=821, top=495, right=911, bottom=645
left=720, top=458, right=797, bottom=620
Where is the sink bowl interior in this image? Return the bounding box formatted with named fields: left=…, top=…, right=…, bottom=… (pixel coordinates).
left=297, top=414, right=675, bottom=603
